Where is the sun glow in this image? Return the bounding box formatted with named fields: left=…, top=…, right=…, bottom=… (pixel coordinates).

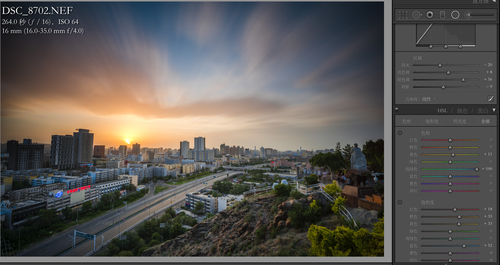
left=125, top=139, right=130, bottom=144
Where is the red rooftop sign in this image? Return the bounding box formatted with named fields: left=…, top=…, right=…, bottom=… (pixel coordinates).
left=67, top=185, right=91, bottom=194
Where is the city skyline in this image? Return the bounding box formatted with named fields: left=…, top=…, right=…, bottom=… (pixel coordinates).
left=1, top=2, right=384, bottom=151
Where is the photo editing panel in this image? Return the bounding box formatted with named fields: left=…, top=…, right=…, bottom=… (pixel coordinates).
left=393, top=0, right=499, bottom=265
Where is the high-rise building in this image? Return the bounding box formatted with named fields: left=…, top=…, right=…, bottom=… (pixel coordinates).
left=93, top=145, right=105, bottom=158
left=220, top=143, right=226, bottom=155
left=7, top=139, right=44, bottom=170
left=180, top=141, right=189, bottom=158
left=206, top=149, right=215, bottom=161
left=119, top=145, right=127, bottom=156
left=260, top=146, right=266, bottom=158
left=148, top=150, right=155, bottom=161
left=50, top=135, right=74, bottom=170
left=194, top=137, right=206, bottom=161
left=73, top=129, right=94, bottom=164
left=132, top=143, right=140, bottom=156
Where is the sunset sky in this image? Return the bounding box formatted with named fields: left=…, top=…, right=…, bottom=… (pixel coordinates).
left=1, top=2, right=384, bottom=151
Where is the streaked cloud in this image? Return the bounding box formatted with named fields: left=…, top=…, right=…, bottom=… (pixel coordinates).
left=1, top=2, right=383, bottom=150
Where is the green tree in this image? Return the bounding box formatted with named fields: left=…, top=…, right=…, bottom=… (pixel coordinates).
left=151, top=232, right=161, bottom=242
left=335, top=142, right=342, bottom=153
left=229, top=183, right=248, bottom=195
left=213, top=180, right=233, bottom=194
left=307, top=217, right=384, bottom=257
left=62, top=206, right=72, bottom=220
left=116, top=251, right=134, bottom=256
left=164, top=207, right=176, bottom=217
left=193, top=201, right=205, bottom=215
left=324, top=182, right=342, bottom=198
left=273, top=184, right=291, bottom=197
left=204, top=213, right=215, bottom=220
left=169, top=222, right=183, bottom=239
left=82, top=201, right=92, bottom=213
left=107, top=243, right=120, bottom=256
left=342, top=143, right=353, bottom=168
left=304, top=174, right=319, bottom=185
left=362, top=139, right=384, bottom=173
left=309, top=152, right=347, bottom=179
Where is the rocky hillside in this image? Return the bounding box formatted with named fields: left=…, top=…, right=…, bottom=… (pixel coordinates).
left=142, top=193, right=336, bottom=257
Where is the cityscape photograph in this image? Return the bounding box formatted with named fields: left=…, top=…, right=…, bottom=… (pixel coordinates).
left=1, top=2, right=384, bottom=258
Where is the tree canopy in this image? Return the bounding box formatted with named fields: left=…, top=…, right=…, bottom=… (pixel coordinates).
left=309, top=152, right=347, bottom=174
left=362, top=139, right=384, bottom=173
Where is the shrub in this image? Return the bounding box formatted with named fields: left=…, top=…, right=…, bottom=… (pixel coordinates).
left=271, top=206, right=278, bottom=215
left=290, top=190, right=304, bottom=199
left=377, top=210, right=384, bottom=219
left=288, top=204, right=305, bottom=229
left=210, top=244, right=217, bottom=254
left=255, top=226, right=267, bottom=240
left=251, top=246, right=259, bottom=256
left=244, top=213, right=254, bottom=223
left=324, top=182, right=342, bottom=197
left=212, top=224, right=219, bottom=233
left=304, top=175, right=319, bottom=185
left=331, top=196, right=347, bottom=217
left=270, top=226, right=280, bottom=238
left=374, top=183, right=384, bottom=195
left=277, top=246, right=292, bottom=256
left=307, top=217, right=384, bottom=257
left=273, top=184, right=292, bottom=197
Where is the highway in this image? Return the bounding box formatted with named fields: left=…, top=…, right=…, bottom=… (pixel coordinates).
left=20, top=171, right=237, bottom=256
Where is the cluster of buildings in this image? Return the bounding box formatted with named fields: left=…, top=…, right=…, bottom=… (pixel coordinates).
left=1, top=126, right=345, bottom=229
left=185, top=190, right=244, bottom=215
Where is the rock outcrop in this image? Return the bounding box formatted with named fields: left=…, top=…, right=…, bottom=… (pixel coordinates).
left=142, top=193, right=321, bottom=257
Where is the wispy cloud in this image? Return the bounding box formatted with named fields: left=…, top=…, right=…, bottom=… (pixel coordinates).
left=1, top=2, right=384, bottom=149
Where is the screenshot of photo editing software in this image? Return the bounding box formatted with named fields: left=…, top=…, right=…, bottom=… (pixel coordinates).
left=0, top=1, right=497, bottom=265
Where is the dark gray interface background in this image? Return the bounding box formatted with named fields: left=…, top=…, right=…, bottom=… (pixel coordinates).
left=394, top=1, right=498, bottom=264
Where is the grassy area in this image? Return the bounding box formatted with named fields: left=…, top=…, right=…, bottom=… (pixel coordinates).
left=166, top=171, right=214, bottom=185
left=154, top=186, right=169, bottom=195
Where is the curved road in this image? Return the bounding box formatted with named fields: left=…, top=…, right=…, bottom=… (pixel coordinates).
left=20, top=171, right=237, bottom=256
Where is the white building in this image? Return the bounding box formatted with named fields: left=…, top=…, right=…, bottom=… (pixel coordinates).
left=217, top=194, right=243, bottom=212
left=127, top=163, right=147, bottom=169
left=206, top=149, right=215, bottom=162
left=194, top=137, right=206, bottom=161
left=128, top=155, right=143, bottom=162
left=185, top=192, right=215, bottom=214
left=94, top=179, right=130, bottom=198
left=180, top=141, right=189, bottom=158
left=106, top=160, right=124, bottom=168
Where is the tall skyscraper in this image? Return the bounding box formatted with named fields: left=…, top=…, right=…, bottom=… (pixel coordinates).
left=119, top=145, right=128, bottom=156
left=132, top=143, right=140, bottom=156
left=180, top=141, right=189, bottom=158
left=7, top=139, right=44, bottom=170
left=50, top=135, right=73, bottom=170
left=93, top=145, right=105, bottom=158
left=260, top=146, right=266, bottom=158
left=73, top=129, right=94, bottom=164
left=220, top=143, right=226, bottom=155
left=194, top=137, right=206, bottom=161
